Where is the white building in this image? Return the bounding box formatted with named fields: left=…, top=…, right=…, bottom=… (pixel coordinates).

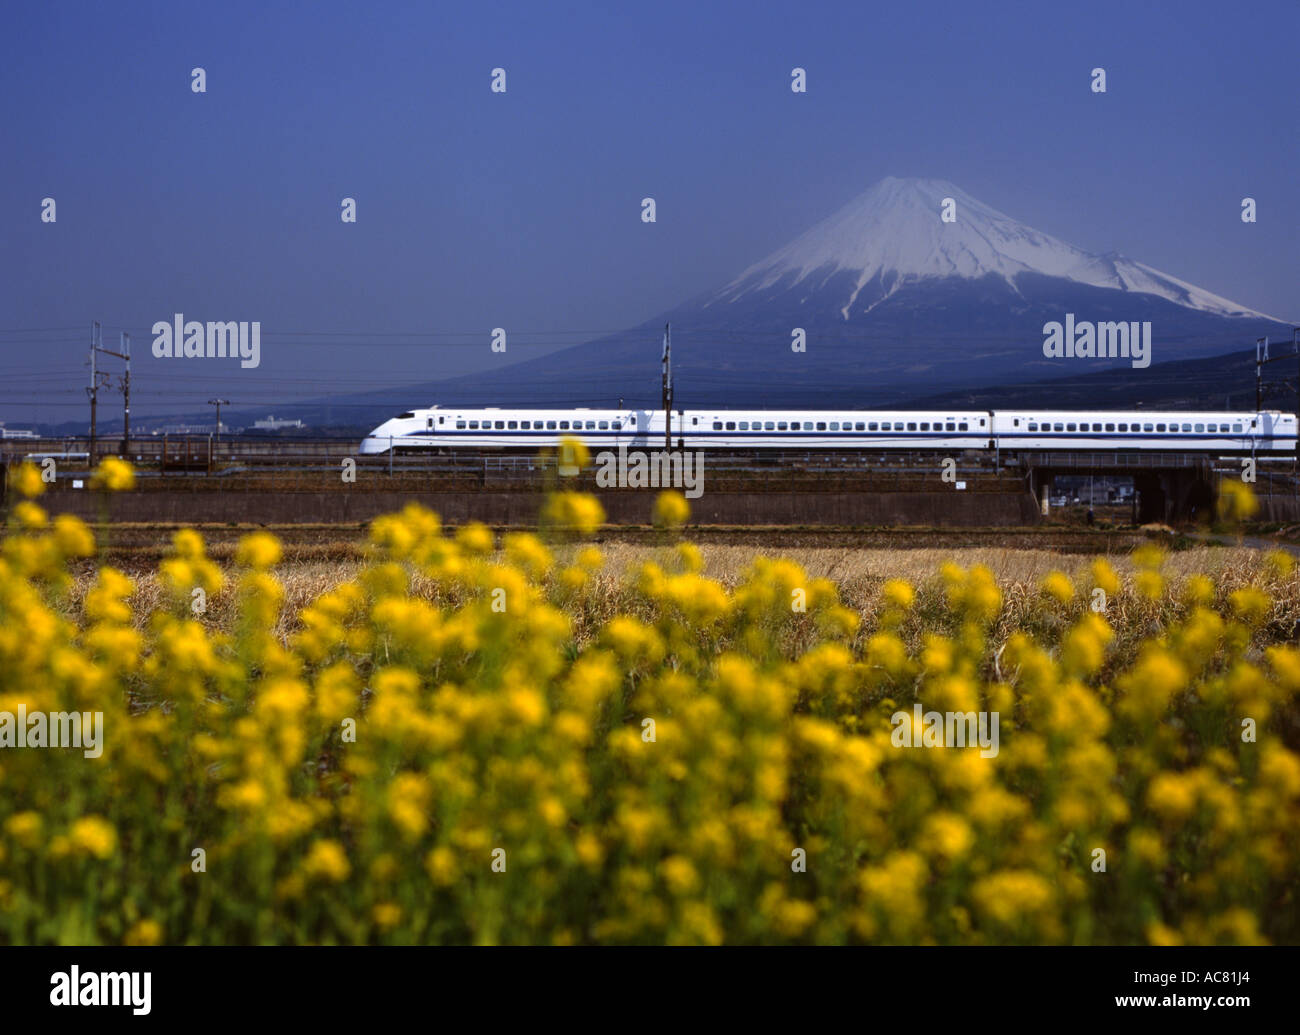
left=0, top=422, right=39, bottom=439
left=253, top=415, right=304, bottom=430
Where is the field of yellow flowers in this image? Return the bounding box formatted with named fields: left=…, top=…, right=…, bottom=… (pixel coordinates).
left=1, top=455, right=1298, bottom=945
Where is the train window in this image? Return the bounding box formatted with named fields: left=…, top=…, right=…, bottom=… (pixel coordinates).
left=546, top=420, right=557, bottom=430
left=725, top=422, right=736, bottom=431
left=1066, top=423, right=1077, bottom=432
left=1182, top=423, right=1191, bottom=432
left=1103, top=423, right=1113, bottom=432
left=867, top=422, right=878, bottom=431
left=1143, top=423, right=1153, bottom=432
left=958, top=422, right=968, bottom=431
left=456, top=420, right=466, bottom=429
left=583, top=421, right=593, bottom=429
left=507, top=421, right=518, bottom=429
left=739, top=421, right=749, bottom=430
left=829, top=422, right=839, bottom=431
left=713, top=421, right=722, bottom=430
left=907, top=422, right=917, bottom=431
left=559, top=421, right=569, bottom=429
left=1028, top=423, right=1038, bottom=432
left=842, top=418, right=852, bottom=428
left=599, top=421, right=609, bottom=430
left=691, top=417, right=699, bottom=426
left=855, top=422, right=865, bottom=431
left=1195, top=423, right=1204, bottom=432
left=612, top=421, right=622, bottom=430
left=469, top=420, right=480, bottom=429
left=920, top=422, right=930, bottom=431
left=427, top=418, right=434, bottom=429
left=1155, top=423, right=1165, bottom=432
left=1054, top=423, right=1064, bottom=432
left=777, top=421, right=788, bottom=430
left=1014, top=419, right=1020, bottom=427
left=946, top=422, right=955, bottom=431
left=765, top=421, right=775, bottom=430
left=1232, top=423, right=1243, bottom=433
left=816, top=422, right=827, bottom=431
left=491, top=421, right=502, bottom=429
left=398, top=412, right=415, bottom=418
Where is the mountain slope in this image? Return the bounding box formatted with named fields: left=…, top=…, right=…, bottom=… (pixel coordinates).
left=710, top=177, right=1277, bottom=322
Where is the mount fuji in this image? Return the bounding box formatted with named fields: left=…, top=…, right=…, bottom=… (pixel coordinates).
left=711, top=177, right=1276, bottom=324
left=392, top=177, right=1296, bottom=411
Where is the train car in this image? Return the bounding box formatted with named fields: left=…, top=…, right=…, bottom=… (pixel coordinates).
left=359, top=406, right=647, bottom=454
left=359, top=406, right=992, bottom=453
left=990, top=410, right=1297, bottom=454
left=676, top=410, right=989, bottom=450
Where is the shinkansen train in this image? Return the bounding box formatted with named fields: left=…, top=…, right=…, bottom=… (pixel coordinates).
left=359, top=406, right=1298, bottom=455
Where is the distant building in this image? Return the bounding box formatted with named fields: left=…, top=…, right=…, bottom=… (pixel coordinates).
left=253, top=415, right=304, bottom=430
left=0, top=422, right=39, bottom=439
left=150, top=423, right=220, bottom=435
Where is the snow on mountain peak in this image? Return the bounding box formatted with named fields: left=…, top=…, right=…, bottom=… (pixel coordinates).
left=711, top=176, right=1274, bottom=321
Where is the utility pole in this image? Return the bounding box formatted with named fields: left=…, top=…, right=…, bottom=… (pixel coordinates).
left=97, top=332, right=131, bottom=455
left=87, top=321, right=99, bottom=460
left=660, top=321, right=670, bottom=449
left=208, top=399, right=230, bottom=446
left=1256, top=337, right=1268, bottom=412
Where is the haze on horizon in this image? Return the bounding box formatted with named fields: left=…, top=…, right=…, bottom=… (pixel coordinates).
left=2, top=0, right=1297, bottom=426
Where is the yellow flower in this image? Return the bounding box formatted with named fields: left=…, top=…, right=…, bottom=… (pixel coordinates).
left=4, top=811, right=44, bottom=849
left=652, top=490, right=690, bottom=529
left=301, top=839, right=351, bottom=883
left=372, top=903, right=403, bottom=930
left=235, top=531, right=282, bottom=569
left=52, top=514, right=96, bottom=557
left=540, top=492, right=605, bottom=536
left=90, top=456, right=135, bottom=492
left=9, top=461, right=45, bottom=498
left=1265, top=550, right=1294, bottom=577
left=881, top=579, right=915, bottom=610
left=1040, top=571, right=1074, bottom=604
left=123, top=919, right=164, bottom=946
left=455, top=521, right=495, bottom=555
left=11, top=501, right=46, bottom=530
left=69, top=816, right=118, bottom=859
left=425, top=846, right=459, bottom=887
left=1090, top=558, right=1120, bottom=597
left=1216, top=479, right=1258, bottom=521
left=555, top=434, right=590, bottom=472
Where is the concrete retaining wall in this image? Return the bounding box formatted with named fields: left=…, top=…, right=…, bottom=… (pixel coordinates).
left=28, top=487, right=1043, bottom=527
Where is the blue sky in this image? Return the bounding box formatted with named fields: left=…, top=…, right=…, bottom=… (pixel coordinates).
left=2, top=0, right=1296, bottom=423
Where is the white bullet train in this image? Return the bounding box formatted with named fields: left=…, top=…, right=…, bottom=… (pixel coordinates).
left=359, top=405, right=1298, bottom=455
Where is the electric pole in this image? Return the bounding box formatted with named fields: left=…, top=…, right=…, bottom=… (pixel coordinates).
left=87, top=321, right=99, bottom=459
left=661, top=322, right=672, bottom=451
left=208, top=399, right=230, bottom=445
left=97, top=332, right=131, bottom=455
left=1256, top=337, right=1267, bottom=412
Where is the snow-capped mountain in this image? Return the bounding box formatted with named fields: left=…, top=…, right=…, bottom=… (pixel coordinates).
left=711, top=177, right=1277, bottom=322
left=393, top=176, right=1292, bottom=409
